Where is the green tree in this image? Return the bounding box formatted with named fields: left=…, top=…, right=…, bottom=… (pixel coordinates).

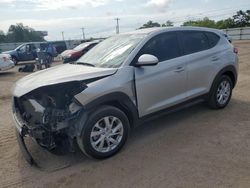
left=0, top=30, right=5, bottom=43
left=162, top=20, right=174, bottom=27
left=182, top=10, right=250, bottom=29
left=216, top=18, right=235, bottom=29
left=233, top=10, right=250, bottom=27
left=139, top=20, right=161, bottom=29
left=3, top=23, right=45, bottom=43
left=183, top=17, right=217, bottom=28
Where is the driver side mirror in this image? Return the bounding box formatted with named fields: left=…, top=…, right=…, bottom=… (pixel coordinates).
left=136, top=54, right=159, bottom=66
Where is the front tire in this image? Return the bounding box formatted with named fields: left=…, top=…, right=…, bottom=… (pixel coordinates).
left=77, top=106, right=130, bottom=159
left=208, top=75, right=233, bottom=109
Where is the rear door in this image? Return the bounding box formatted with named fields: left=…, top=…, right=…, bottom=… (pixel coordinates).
left=134, top=32, right=188, bottom=117
left=178, top=31, right=220, bottom=99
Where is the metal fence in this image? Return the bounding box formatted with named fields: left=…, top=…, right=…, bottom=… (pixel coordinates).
left=0, top=40, right=81, bottom=53
left=223, top=27, right=250, bottom=40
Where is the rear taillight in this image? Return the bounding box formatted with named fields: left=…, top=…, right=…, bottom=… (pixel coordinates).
left=234, top=47, right=238, bottom=54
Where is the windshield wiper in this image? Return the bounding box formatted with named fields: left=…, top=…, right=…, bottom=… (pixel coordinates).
left=75, top=62, right=95, bottom=67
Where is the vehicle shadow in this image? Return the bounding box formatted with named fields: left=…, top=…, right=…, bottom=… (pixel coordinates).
left=0, top=71, right=15, bottom=76
left=129, top=97, right=249, bottom=143
left=16, top=61, right=36, bottom=66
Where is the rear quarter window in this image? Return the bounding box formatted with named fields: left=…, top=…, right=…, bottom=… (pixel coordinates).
left=204, top=32, right=220, bottom=48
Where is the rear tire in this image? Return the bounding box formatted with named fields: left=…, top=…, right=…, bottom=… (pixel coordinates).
left=208, top=75, right=233, bottom=109
left=77, top=106, right=130, bottom=159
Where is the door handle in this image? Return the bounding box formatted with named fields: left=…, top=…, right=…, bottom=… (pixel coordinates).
left=174, top=66, right=185, bottom=73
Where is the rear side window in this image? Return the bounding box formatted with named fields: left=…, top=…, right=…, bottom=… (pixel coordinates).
left=139, top=32, right=181, bottom=62
left=180, top=31, right=210, bottom=55
left=204, top=32, right=220, bottom=47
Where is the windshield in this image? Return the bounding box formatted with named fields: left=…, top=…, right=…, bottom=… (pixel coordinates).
left=74, top=43, right=90, bottom=50
left=15, top=44, right=25, bottom=50
left=76, top=34, right=145, bottom=68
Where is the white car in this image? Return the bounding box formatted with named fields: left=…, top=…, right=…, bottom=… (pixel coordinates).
left=0, top=54, right=15, bottom=71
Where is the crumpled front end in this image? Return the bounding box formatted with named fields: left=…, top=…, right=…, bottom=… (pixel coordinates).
left=12, top=81, right=85, bottom=164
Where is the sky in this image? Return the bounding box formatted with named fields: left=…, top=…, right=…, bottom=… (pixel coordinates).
left=0, top=0, right=249, bottom=41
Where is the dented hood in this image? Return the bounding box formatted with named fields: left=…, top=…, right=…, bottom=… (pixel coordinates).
left=13, top=64, right=117, bottom=97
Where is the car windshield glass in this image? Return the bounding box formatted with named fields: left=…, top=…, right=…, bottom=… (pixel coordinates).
left=74, top=43, right=90, bottom=50
left=76, top=34, right=145, bottom=68
left=15, top=44, right=25, bottom=51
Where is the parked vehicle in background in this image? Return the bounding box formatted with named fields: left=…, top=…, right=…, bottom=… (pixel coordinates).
left=2, top=43, right=37, bottom=65
left=61, top=41, right=99, bottom=63
left=51, top=41, right=67, bottom=54
left=0, top=54, right=14, bottom=71
left=1, top=42, right=62, bottom=65
left=12, top=27, right=238, bottom=163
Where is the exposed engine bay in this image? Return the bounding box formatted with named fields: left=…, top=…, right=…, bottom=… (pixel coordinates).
left=13, top=81, right=86, bottom=153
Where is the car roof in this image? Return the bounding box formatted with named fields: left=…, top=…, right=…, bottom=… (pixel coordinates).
left=121, top=26, right=222, bottom=35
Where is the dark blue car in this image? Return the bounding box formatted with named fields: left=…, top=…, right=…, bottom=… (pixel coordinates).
left=2, top=42, right=60, bottom=65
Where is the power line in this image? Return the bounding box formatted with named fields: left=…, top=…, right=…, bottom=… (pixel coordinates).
left=115, top=18, right=120, bottom=34
left=161, top=3, right=250, bottom=22
left=60, top=4, right=250, bottom=40
left=61, top=31, right=64, bottom=41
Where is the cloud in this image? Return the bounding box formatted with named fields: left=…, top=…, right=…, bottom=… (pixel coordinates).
left=0, top=8, right=198, bottom=40
left=145, top=0, right=173, bottom=12
left=0, top=0, right=113, bottom=10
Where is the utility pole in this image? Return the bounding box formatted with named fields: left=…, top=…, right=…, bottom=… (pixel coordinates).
left=61, top=31, right=65, bottom=41
left=114, top=18, right=120, bottom=34
left=81, top=27, right=85, bottom=41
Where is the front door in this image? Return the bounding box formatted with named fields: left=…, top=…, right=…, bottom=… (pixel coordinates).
left=18, top=44, right=34, bottom=61
left=134, top=32, right=187, bottom=117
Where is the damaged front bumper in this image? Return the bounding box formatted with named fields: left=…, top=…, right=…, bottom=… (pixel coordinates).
left=13, top=110, right=37, bottom=166
left=12, top=96, right=83, bottom=166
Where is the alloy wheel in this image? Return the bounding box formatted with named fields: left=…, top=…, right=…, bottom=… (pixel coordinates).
left=216, top=80, right=231, bottom=105
left=90, top=116, right=124, bottom=153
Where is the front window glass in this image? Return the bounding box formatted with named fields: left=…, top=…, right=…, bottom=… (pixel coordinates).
left=76, top=34, right=145, bottom=68
left=19, top=45, right=26, bottom=52
left=139, top=32, right=180, bottom=62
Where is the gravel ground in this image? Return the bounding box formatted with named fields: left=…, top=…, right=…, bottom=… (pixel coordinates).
left=0, top=41, right=250, bottom=188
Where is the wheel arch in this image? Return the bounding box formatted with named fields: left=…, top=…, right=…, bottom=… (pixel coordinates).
left=11, top=55, right=18, bottom=61
left=83, top=92, right=139, bottom=129
left=211, top=65, right=237, bottom=91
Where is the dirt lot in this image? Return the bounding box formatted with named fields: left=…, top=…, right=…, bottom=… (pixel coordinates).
left=0, top=41, right=250, bottom=188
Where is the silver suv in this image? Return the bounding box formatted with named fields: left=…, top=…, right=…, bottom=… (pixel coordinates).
left=12, top=27, right=238, bottom=164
